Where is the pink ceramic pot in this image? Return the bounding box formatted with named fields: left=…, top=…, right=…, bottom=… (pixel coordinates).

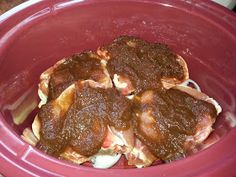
left=0, top=0, right=236, bottom=176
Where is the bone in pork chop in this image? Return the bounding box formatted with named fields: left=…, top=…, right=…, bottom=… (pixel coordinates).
left=132, top=88, right=217, bottom=161
left=97, top=36, right=188, bottom=95
left=48, top=52, right=109, bottom=100
left=38, top=81, right=132, bottom=157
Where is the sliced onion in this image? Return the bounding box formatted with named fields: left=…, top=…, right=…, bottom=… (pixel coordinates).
left=21, top=128, right=38, bottom=146
left=91, top=153, right=121, bottom=169
left=179, top=79, right=201, bottom=92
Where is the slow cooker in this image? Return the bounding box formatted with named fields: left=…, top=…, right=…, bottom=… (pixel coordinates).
left=0, top=0, right=236, bottom=176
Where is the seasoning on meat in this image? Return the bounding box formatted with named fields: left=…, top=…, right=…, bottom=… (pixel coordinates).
left=132, top=88, right=217, bottom=161
left=48, top=52, right=110, bottom=100
left=38, top=81, right=133, bottom=156
left=22, top=35, right=221, bottom=168
left=98, top=36, right=187, bottom=95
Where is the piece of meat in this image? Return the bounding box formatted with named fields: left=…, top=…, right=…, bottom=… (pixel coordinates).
left=125, top=138, right=157, bottom=168
left=102, top=126, right=135, bottom=153
left=97, top=36, right=189, bottom=96
left=37, top=81, right=109, bottom=157
left=48, top=52, right=113, bottom=100
left=172, top=86, right=222, bottom=153
left=37, top=84, right=76, bottom=156
left=132, top=87, right=219, bottom=162
left=38, top=51, right=112, bottom=104
left=62, top=82, right=109, bottom=156
left=35, top=79, right=135, bottom=158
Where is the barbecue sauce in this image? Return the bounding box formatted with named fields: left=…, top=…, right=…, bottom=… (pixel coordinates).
left=38, top=36, right=217, bottom=161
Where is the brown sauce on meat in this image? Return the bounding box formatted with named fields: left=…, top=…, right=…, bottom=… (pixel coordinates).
left=39, top=82, right=132, bottom=156
left=48, top=52, right=104, bottom=100
left=105, top=36, right=184, bottom=93
left=38, top=102, right=68, bottom=156
left=104, top=89, right=132, bottom=130
left=132, top=88, right=217, bottom=161
left=63, top=84, right=109, bottom=156
left=38, top=36, right=218, bottom=161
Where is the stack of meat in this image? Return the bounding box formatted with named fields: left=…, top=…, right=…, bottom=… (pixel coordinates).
left=22, top=36, right=221, bottom=168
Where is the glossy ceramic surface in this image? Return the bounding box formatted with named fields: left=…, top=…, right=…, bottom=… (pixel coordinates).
left=0, top=0, right=236, bottom=176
